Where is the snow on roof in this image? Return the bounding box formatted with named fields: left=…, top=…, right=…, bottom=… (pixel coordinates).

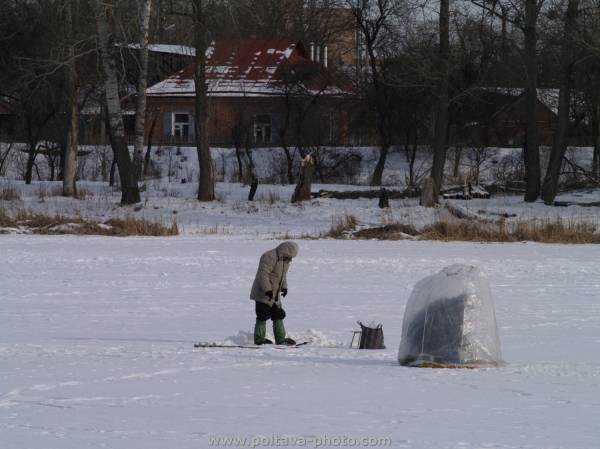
left=146, top=39, right=348, bottom=98
left=125, top=43, right=196, bottom=56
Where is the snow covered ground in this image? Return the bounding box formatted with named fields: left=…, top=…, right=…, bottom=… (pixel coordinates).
left=2, top=236, right=600, bottom=448
left=2, top=143, right=599, bottom=236
left=2, top=178, right=599, bottom=237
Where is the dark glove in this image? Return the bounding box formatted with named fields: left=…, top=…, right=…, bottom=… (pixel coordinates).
left=281, top=288, right=288, bottom=297
left=265, top=291, right=273, bottom=300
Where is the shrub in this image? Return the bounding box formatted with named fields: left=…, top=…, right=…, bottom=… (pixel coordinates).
left=0, top=183, right=20, bottom=201
left=0, top=208, right=178, bottom=237
left=324, top=213, right=358, bottom=238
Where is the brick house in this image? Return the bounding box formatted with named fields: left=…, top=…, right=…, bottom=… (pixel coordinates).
left=145, top=38, right=355, bottom=148
left=459, top=89, right=559, bottom=147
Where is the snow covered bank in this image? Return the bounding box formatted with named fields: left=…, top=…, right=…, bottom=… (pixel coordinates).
left=1, top=236, right=599, bottom=448
left=1, top=179, right=599, bottom=238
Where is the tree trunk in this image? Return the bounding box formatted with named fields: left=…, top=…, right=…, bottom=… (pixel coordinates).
left=244, top=140, right=258, bottom=200
left=453, top=147, right=462, bottom=178
left=280, top=94, right=295, bottom=184
left=420, top=177, right=437, bottom=207
left=409, top=140, right=418, bottom=188
left=594, top=141, right=600, bottom=178
left=25, top=146, right=36, bottom=184
left=94, top=0, right=141, bottom=204
left=282, top=146, right=295, bottom=185
left=234, top=142, right=244, bottom=183
left=370, top=78, right=390, bottom=186
left=404, top=128, right=411, bottom=162
left=594, top=96, right=600, bottom=177
left=109, top=158, right=117, bottom=186
left=143, top=115, right=157, bottom=177
left=24, top=112, right=37, bottom=184
left=133, top=0, right=153, bottom=180
left=63, top=86, right=79, bottom=196
left=523, top=0, right=541, bottom=202
left=63, top=0, right=78, bottom=197
left=291, top=154, right=315, bottom=203
left=193, top=0, right=215, bottom=201
left=58, top=144, right=65, bottom=181
left=49, top=153, right=56, bottom=181
left=248, top=179, right=258, bottom=201
left=371, top=143, right=389, bottom=186
left=541, top=0, right=578, bottom=205
left=430, top=0, right=450, bottom=202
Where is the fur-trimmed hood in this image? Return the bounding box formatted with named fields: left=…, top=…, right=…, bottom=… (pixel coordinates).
left=276, top=241, right=299, bottom=259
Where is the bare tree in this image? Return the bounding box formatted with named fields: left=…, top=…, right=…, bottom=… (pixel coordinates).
left=430, top=0, right=451, bottom=201
left=350, top=0, right=398, bottom=186
left=192, top=0, right=215, bottom=201
left=277, top=60, right=334, bottom=184
left=541, top=0, right=580, bottom=204
left=132, top=0, right=153, bottom=181
left=522, top=0, right=544, bottom=202
left=575, top=4, right=600, bottom=180
left=94, top=0, right=141, bottom=204
left=63, top=0, right=79, bottom=196
left=470, top=0, right=546, bottom=202
left=0, top=1, right=70, bottom=185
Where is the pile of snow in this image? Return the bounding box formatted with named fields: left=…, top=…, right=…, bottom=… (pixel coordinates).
left=289, top=329, right=345, bottom=347
left=223, top=329, right=344, bottom=347
left=398, top=264, right=502, bottom=368
left=223, top=330, right=255, bottom=346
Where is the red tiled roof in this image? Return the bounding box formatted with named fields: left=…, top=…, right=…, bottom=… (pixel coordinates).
left=147, top=39, right=349, bottom=97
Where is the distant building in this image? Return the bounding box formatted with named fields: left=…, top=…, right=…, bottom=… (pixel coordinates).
left=145, top=38, right=355, bottom=147
left=319, top=7, right=360, bottom=68
left=459, top=89, right=559, bottom=147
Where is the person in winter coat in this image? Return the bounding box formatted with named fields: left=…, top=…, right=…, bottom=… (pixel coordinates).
left=250, top=241, right=299, bottom=345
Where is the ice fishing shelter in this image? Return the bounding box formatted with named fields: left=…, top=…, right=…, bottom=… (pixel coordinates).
left=398, top=264, right=502, bottom=368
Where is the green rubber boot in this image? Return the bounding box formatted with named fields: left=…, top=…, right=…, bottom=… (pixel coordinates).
left=254, top=320, right=270, bottom=345
left=273, top=320, right=287, bottom=345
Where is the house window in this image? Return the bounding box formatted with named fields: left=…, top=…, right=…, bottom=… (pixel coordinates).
left=253, top=114, right=272, bottom=144
left=322, top=112, right=337, bottom=144
left=172, top=112, right=191, bottom=137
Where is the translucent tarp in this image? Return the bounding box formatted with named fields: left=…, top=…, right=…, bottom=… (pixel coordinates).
left=398, top=264, right=502, bottom=368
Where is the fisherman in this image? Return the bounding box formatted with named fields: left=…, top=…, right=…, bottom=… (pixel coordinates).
left=250, top=241, right=299, bottom=345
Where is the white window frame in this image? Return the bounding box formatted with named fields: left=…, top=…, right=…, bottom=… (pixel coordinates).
left=253, top=114, right=272, bottom=145
left=172, top=112, right=191, bottom=137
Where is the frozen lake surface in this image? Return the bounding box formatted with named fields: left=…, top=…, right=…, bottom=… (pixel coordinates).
left=1, top=236, right=599, bottom=448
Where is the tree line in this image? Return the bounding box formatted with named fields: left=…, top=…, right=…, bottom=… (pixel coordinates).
left=1, top=0, right=599, bottom=206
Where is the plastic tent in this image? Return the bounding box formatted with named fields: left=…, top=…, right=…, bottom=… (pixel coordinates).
left=398, top=264, right=502, bottom=368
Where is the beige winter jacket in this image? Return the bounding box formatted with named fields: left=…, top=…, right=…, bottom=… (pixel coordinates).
left=250, top=242, right=299, bottom=306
